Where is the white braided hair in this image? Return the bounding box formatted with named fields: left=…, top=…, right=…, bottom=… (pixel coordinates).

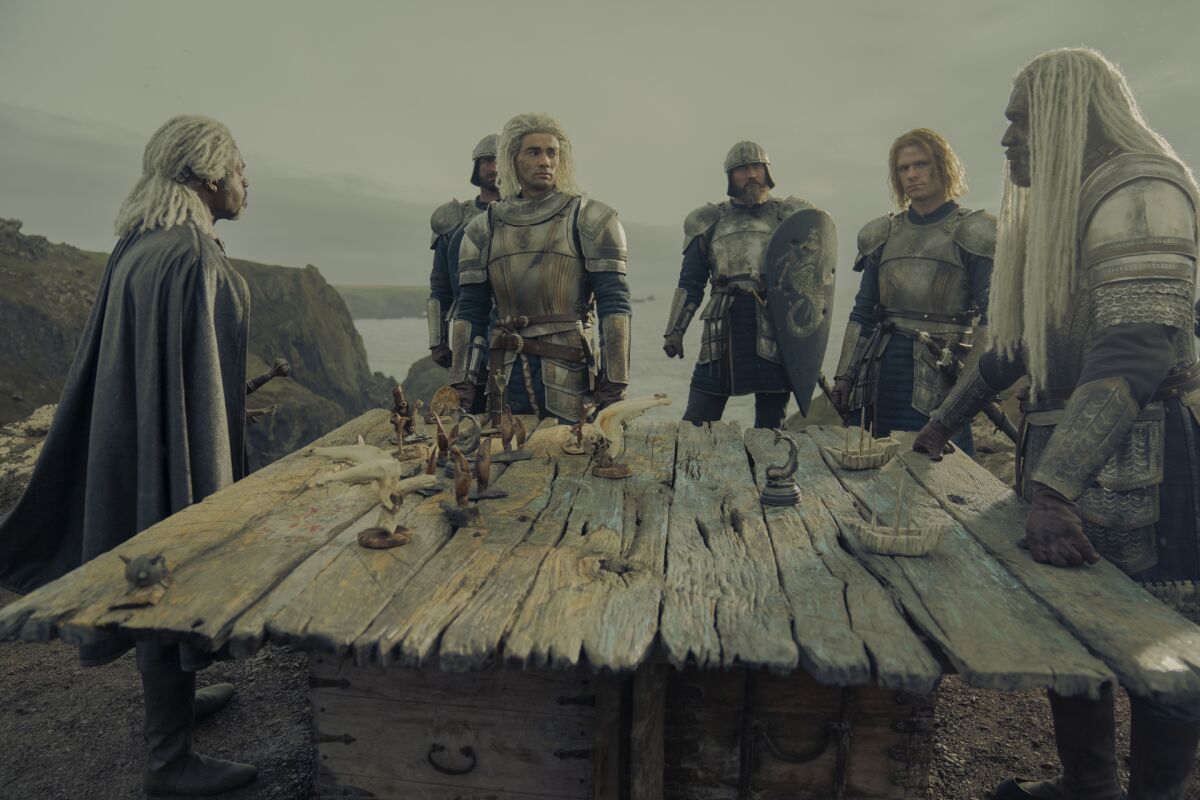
left=114, top=115, right=241, bottom=238
left=497, top=113, right=581, bottom=198
left=989, top=48, right=1197, bottom=392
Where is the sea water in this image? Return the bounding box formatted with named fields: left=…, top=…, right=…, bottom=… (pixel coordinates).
left=354, top=294, right=824, bottom=426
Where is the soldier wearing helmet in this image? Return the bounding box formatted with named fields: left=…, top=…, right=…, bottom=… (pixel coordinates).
left=830, top=128, right=995, bottom=451
left=426, top=134, right=501, bottom=370
left=662, top=141, right=815, bottom=428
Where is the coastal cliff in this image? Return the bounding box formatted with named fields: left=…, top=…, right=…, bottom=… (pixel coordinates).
left=0, top=219, right=395, bottom=470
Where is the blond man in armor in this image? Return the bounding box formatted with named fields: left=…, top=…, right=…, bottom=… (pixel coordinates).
left=449, top=113, right=631, bottom=422
left=831, top=129, right=995, bottom=451
left=662, top=141, right=815, bottom=428
left=426, top=134, right=500, bottom=369
left=916, top=49, right=1200, bottom=800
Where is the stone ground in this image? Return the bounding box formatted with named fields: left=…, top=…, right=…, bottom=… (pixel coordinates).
left=3, top=604, right=1186, bottom=799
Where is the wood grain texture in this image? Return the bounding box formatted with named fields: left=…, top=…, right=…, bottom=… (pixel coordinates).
left=660, top=422, right=797, bottom=672
left=807, top=426, right=1113, bottom=697
left=503, top=422, right=672, bottom=671
left=352, top=419, right=571, bottom=667
left=592, top=673, right=623, bottom=800
left=896, top=439, right=1200, bottom=702
left=631, top=662, right=667, bottom=800
left=744, top=428, right=940, bottom=693
left=0, top=409, right=392, bottom=647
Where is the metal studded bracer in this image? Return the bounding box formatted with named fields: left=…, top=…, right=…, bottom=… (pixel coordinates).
left=1029, top=377, right=1141, bottom=501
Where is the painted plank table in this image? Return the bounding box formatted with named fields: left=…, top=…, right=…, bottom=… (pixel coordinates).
left=4, top=409, right=1200, bottom=800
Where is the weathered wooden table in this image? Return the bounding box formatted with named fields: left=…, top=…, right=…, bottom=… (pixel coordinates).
left=4, top=410, right=1200, bottom=799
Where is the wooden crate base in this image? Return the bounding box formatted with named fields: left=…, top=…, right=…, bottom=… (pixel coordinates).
left=664, top=668, right=935, bottom=799
left=311, top=654, right=616, bottom=799
left=312, top=655, right=933, bottom=800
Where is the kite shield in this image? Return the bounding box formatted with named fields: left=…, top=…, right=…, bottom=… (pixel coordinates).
left=764, top=208, right=837, bottom=416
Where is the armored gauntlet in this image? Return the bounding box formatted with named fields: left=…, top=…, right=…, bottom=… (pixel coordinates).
left=831, top=321, right=870, bottom=415
left=662, top=288, right=697, bottom=359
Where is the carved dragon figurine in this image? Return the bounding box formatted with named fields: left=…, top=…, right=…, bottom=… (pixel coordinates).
left=573, top=394, right=672, bottom=478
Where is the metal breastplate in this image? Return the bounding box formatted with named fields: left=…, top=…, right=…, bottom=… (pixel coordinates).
left=878, top=214, right=971, bottom=322
left=486, top=193, right=589, bottom=339
left=701, top=202, right=784, bottom=365
left=709, top=203, right=777, bottom=285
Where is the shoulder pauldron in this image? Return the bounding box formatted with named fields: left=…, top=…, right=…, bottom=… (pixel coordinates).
left=854, top=214, right=892, bottom=271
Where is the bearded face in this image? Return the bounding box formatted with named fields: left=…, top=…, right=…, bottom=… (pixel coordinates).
left=475, top=156, right=498, bottom=193
left=728, top=162, right=770, bottom=205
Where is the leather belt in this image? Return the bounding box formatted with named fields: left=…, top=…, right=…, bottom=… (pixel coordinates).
left=1019, top=360, right=1200, bottom=413
left=876, top=305, right=971, bottom=326
left=496, top=312, right=586, bottom=329
left=489, top=332, right=586, bottom=363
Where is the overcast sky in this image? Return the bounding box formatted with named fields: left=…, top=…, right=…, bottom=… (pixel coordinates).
left=2, top=0, right=1199, bottom=297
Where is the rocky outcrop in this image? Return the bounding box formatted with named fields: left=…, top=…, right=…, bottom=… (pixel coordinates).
left=400, top=355, right=451, bottom=408
left=0, top=404, right=53, bottom=519
left=0, top=220, right=395, bottom=470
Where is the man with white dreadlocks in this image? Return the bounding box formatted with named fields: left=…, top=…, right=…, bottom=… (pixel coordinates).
left=830, top=128, right=995, bottom=452
left=914, top=49, right=1200, bottom=800
left=450, top=113, right=631, bottom=422
left=426, top=134, right=500, bottom=371
left=0, top=116, right=257, bottom=796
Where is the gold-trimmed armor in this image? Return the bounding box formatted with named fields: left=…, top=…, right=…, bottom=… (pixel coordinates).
left=457, top=191, right=629, bottom=422
left=835, top=207, right=996, bottom=415
left=934, top=154, right=1200, bottom=579
left=684, top=196, right=812, bottom=367
left=427, top=198, right=487, bottom=349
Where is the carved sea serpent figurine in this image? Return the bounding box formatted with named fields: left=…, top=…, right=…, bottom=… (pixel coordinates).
left=765, top=428, right=800, bottom=481
left=760, top=428, right=802, bottom=507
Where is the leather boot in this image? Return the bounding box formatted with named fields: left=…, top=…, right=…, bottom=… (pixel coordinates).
left=193, top=683, right=235, bottom=723
left=1128, top=700, right=1200, bottom=799
left=141, top=667, right=257, bottom=797
left=994, top=686, right=1124, bottom=800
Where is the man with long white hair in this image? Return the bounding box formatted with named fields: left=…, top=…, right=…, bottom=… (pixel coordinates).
left=0, top=116, right=257, bottom=796
left=450, top=112, right=631, bottom=422
left=831, top=128, right=995, bottom=451
left=426, top=134, right=500, bottom=373
left=914, top=49, right=1200, bottom=800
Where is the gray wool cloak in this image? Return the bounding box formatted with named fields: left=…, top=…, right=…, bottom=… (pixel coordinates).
left=0, top=222, right=249, bottom=595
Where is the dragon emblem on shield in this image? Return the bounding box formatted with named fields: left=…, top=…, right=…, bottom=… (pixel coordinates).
left=779, top=228, right=829, bottom=338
